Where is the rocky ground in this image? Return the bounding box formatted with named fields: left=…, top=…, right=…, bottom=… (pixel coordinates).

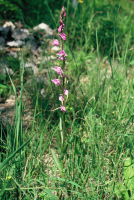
left=0, top=21, right=60, bottom=129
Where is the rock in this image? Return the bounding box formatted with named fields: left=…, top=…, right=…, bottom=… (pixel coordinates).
left=35, top=58, right=46, bottom=66
left=41, top=88, right=46, bottom=98
left=33, top=23, right=53, bottom=35
left=0, top=107, right=5, bottom=112
left=0, top=36, right=5, bottom=46
left=35, top=55, right=56, bottom=66
left=7, top=40, right=25, bottom=47
left=25, top=76, right=47, bottom=87
left=0, top=26, right=12, bottom=40
left=0, top=46, right=4, bottom=51
left=14, top=21, right=23, bottom=29
left=5, top=95, right=15, bottom=105
left=12, top=29, right=29, bottom=40
left=35, top=76, right=47, bottom=84
left=32, top=46, right=41, bottom=57
left=25, top=63, right=39, bottom=75
left=0, top=26, right=4, bottom=32
left=3, top=21, right=15, bottom=30
left=41, top=69, right=48, bottom=76
left=27, top=34, right=35, bottom=42
left=31, top=42, right=40, bottom=53
left=49, top=55, right=56, bottom=61
left=51, top=46, right=60, bottom=52
left=1, top=66, right=14, bottom=76
left=0, top=91, right=34, bottom=129
left=4, top=47, right=21, bottom=54
left=8, top=52, right=17, bottom=58
left=36, top=46, right=41, bottom=54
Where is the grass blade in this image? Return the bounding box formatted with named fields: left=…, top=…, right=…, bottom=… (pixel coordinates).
left=0, top=136, right=32, bottom=171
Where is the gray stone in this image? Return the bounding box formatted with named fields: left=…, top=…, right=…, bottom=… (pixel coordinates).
left=35, top=55, right=56, bottom=66
left=51, top=46, right=60, bottom=52
left=3, top=21, right=15, bottom=30
left=0, top=46, right=4, bottom=51
left=35, top=76, right=47, bottom=84
left=0, top=36, right=5, bottom=46
left=0, top=107, right=5, bottom=112
left=1, top=66, right=14, bottom=77
left=41, top=88, right=46, bottom=98
left=33, top=23, right=53, bottom=35
left=0, top=26, right=12, bottom=39
left=31, top=42, right=40, bottom=52
left=25, top=76, right=47, bottom=87
left=25, top=63, right=39, bottom=75
left=12, top=29, right=29, bottom=40
left=7, top=40, right=25, bottom=47
left=0, top=26, right=4, bottom=32
left=8, top=52, right=18, bottom=58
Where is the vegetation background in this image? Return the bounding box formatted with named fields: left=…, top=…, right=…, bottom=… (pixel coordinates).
left=1, top=0, right=134, bottom=199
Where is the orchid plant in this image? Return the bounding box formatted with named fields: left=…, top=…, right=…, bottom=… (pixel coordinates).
left=52, top=6, right=68, bottom=148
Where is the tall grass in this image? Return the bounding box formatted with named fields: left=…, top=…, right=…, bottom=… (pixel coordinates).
left=1, top=0, right=134, bottom=199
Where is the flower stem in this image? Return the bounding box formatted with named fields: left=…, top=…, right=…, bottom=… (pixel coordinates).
left=62, top=53, right=66, bottom=145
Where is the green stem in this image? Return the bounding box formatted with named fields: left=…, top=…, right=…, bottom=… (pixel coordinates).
left=63, top=113, right=65, bottom=145
left=62, top=55, right=66, bottom=146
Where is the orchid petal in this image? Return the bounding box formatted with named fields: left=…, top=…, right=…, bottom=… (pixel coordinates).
left=52, top=79, right=60, bottom=85
left=60, top=106, right=66, bottom=112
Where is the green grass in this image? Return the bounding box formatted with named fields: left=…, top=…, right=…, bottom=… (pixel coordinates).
left=1, top=0, right=134, bottom=199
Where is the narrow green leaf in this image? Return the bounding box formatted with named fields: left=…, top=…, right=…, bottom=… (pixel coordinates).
left=0, top=84, right=8, bottom=89
left=0, top=137, right=32, bottom=171
left=130, top=60, right=134, bottom=65
left=51, top=149, right=62, bottom=176
left=39, top=189, right=58, bottom=200
left=6, top=66, right=17, bottom=97
left=60, top=117, right=63, bottom=144
left=11, top=176, right=28, bottom=197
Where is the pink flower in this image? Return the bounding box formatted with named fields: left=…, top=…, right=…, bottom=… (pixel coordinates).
left=57, top=50, right=67, bottom=60
left=59, top=20, right=65, bottom=27
left=52, top=66, right=64, bottom=77
left=57, top=50, right=67, bottom=57
left=64, top=12, right=66, bottom=17
left=57, top=56, right=67, bottom=60
left=59, top=33, right=66, bottom=41
left=64, top=89, right=68, bottom=95
left=52, top=79, right=60, bottom=85
left=60, top=106, right=66, bottom=112
left=52, top=66, right=62, bottom=74
left=58, top=25, right=62, bottom=33
left=57, top=56, right=63, bottom=60
left=60, top=6, right=66, bottom=19
left=52, top=39, right=59, bottom=46
left=59, top=20, right=63, bottom=25
left=59, top=94, right=64, bottom=101
left=61, top=6, right=65, bottom=15
left=62, top=6, right=65, bottom=12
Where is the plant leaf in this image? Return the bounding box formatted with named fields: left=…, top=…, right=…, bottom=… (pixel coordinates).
left=51, top=149, right=62, bottom=177
left=0, top=136, right=32, bottom=171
